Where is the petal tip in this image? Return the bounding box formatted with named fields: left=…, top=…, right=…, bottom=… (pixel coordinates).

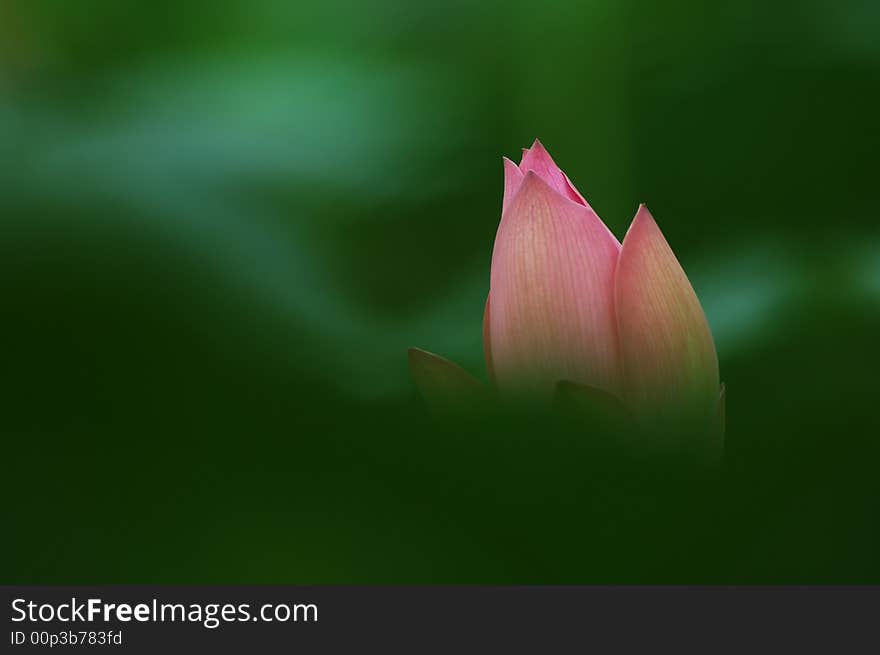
left=515, top=169, right=545, bottom=194
left=408, top=347, right=485, bottom=412
left=503, top=156, right=524, bottom=180
left=407, top=346, right=429, bottom=361
left=634, top=202, right=653, bottom=221
left=622, top=204, right=661, bottom=245
left=502, top=157, right=527, bottom=214
left=517, top=140, right=590, bottom=208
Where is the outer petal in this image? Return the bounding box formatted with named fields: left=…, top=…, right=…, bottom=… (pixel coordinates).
left=408, top=348, right=486, bottom=412
left=482, top=293, right=495, bottom=384
left=615, top=205, right=719, bottom=428
left=519, top=139, right=592, bottom=210
left=502, top=157, right=524, bottom=215
left=489, top=172, right=622, bottom=398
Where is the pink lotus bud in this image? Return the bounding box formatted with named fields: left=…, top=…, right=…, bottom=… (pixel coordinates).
left=411, top=140, right=722, bottom=438
left=489, top=142, right=621, bottom=398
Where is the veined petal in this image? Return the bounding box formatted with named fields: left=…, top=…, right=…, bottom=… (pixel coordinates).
left=615, top=205, right=719, bottom=428
left=408, top=348, right=486, bottom=412
left=489, top=172, right=621, bottom=398
left=519, top=139, right=591, bottom=210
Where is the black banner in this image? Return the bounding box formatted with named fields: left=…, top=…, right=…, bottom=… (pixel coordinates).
left=3, top=586, right=878, bottom=653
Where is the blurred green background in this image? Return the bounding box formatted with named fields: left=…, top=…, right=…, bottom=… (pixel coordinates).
left=3, top=0, right=879, bottom=582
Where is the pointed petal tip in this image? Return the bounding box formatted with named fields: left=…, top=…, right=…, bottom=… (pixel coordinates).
left=519, top=138, right=544, bottom=155
left=408, top=347, right=486, bottom=411
left=505, top=169, right=574, bottom=211
left=632, top=202, right=653, bottom=224
left=407, top=347, right=440, bottom=375
left=511, top=169, right=546, bottom=196
left=520, top=141, right=553, bottom=171
left=503, top=156, right=523, bottom=177
left=517, top=141, right=590, bottom=208
left=622, top=204, right=661, bottom=247
left=521, top=168, right=541, bottom=183
left=407, top=346, right=429, bottom=361
left=407, top=346, right=463, bottom=373
left=502, top=158, right=526, bottom=214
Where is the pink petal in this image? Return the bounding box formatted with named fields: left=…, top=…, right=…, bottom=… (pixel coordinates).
left=489, top=172, right=622, bottom=398
left=408, top=347, right=486, bottom=412
left=502, top=157, right=524, bottom=215
left=615, top=205, right=720, bottom=427
left=519, top=139, right=592, bottom=210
